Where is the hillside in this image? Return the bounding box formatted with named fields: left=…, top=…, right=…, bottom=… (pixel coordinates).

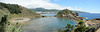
left=0, top=2, right=41, bottom=21
left=55, top=9, right=85, bottom=21
left=30, top=8, right=60, bottom=12
left=0, top=2, right=41, bottom=32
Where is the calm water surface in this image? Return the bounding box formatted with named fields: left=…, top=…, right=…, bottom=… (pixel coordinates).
left=22, top=14, right=77, bottom=32
left=22, top=13, right=100, bottom=32
left=79, top=13, right=100, bottom=20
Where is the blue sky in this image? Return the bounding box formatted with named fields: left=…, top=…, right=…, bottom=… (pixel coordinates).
left=50, top=0, right=100, bottom=13
left=0, top=0, right=100, bottom=13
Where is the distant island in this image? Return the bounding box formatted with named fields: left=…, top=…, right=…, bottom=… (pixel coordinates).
left=30, top=8, right=60, bottom=14
left=55, top=9, right=85, bottom=21
left=30, top=8, right=60, bottom=12
left=30, top=8, right=87, bottom=14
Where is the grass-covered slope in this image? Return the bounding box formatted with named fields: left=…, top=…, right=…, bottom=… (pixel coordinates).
left=0, top=2, right=41, bottom=32
left=0, top=2, right=41, bottom=19
left=56, top=9, right=72, bottom=17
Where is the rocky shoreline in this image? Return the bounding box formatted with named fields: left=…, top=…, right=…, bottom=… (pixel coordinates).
left=85, top=18, right=100, bottom=27
left=55, top=9, right=100, bottom=27
left=55, top=9, right=85, bottom=21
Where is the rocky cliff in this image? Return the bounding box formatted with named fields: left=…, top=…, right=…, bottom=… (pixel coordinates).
left=55, top=9, right=85, bottom=21
left=86, top=18, right=100, bottom=26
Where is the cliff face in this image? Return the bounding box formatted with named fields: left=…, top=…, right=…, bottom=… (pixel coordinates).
left=55, top=9, right=85, bottom=21
left=0, top=2, right=41, bottom=21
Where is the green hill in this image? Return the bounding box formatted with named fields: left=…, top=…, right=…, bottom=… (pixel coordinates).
left=0, top=2, right=41, bottom=21
left=55, top=9, right=84, bottom=21
left=0, top=2, right=42, bottom=32
left=30, top=8, right=60, bottom=12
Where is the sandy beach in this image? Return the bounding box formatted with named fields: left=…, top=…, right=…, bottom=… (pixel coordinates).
left=11, top=18, right=30, bottom=22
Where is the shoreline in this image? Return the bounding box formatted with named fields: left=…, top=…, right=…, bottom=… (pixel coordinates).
left=9, top=16, right=42, bottom=22
left=9, top=17, right=31, bottom=23
left=11, top=18, right=31, bottom=22
left=55, top=17, right=80, bottom=23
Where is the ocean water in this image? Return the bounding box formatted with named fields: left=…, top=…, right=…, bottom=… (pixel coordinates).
left=79, top=13, right=100, bottom=20
left=22, top=14, right=77, bottom=32
left=22, top=13, right=100, bottom=32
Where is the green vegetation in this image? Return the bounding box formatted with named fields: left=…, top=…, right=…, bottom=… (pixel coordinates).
left=74, top=21, right=87, bottom=32
left=5, top=23, right=23, bottom=32
left=0, top=2, right=21, bottom=14
left=58, top=24, right=74, bottom=32
left=0, top=2, right=41, bottom=19
left=56, top=9, right=72, bottom=17
left=58, top=28, right=63, bottom=32
left=0, top=2, right=41, bottom=32
left=58, top=21, right=92, bottom=32
left=0, top=15, right=23, bottom=32
left=30, top=8, right=60, bottom=12
left=0, top=15, right=8, bottom=32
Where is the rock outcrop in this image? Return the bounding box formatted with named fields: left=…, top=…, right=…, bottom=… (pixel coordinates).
left=86, top=18, right=100, bottom=26
left=55, top=9, right=85, bottom=21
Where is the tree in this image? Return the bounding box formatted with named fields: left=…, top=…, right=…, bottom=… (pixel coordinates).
left=0, top=2, right=21, bottom=14
left=0, top=15, right=8, bottom=25
left=74, top=21, right=86, bottom=32
left=58, top=24, right=74, bottom=32
left=58, top=29, right=63, bottom=32
left=78, top=20, right=84, bottom=25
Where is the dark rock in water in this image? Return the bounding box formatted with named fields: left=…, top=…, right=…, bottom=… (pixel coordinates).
left=42, top=16, right=47, bottom=17
left=42, top=16, right=45, bottom=17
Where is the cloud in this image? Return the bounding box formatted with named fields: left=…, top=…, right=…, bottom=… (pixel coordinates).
left=0, top=0, right=66, bottom=10
left=0, top=0, right=83, bottom=11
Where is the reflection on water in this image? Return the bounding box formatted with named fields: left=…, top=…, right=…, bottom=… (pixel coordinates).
left=22, top=14, right=76, bottom=32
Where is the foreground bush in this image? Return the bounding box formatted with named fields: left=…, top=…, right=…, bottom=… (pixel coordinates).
left=0, top=15, right=23, bottom=32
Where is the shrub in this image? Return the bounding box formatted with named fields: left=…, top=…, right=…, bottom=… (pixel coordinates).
left=0, top=2, right=21, bottom=14
left=58, top=24, right=74, bottom=32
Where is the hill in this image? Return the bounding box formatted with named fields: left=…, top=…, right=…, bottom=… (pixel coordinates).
left=0, top=2, right=41, bottom=21
left=30, top=8, right=60, bottom=12
left=0, top=2, right=42, bottom=32
left=55, top=9, right=85, bottom=21
left=30, top=8, right=87, bottom=14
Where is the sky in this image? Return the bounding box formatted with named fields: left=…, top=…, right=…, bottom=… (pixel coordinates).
left=0, top=0, right=100, bottom=13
